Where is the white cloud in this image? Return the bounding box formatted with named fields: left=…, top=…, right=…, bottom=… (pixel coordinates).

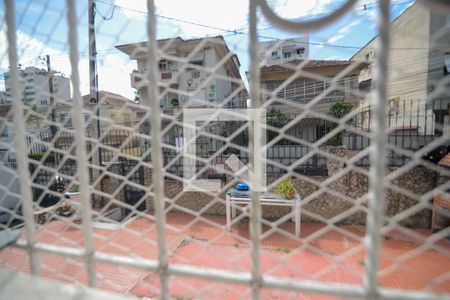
left=271, top=0, right=334, bottom=20
left=154, top=0, right=249, bottom=38
left=97, top=54, right=135, bottom=99
left=114, top=0, right=147, bottom=20
left=326, top=19, right=361, bottom=44
left=0, top=28, right=134, bottom=99
left=113, top=0, right=338, bottom=39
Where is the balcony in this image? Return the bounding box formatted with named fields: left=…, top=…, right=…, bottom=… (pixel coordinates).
left=131, top=70, right=179, bottom=89
left=131, top=71, right=147, bottom=89
left=358, top=66, right=372, bottom=83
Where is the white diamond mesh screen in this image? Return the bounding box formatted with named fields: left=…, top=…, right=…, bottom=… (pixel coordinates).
left=0, top=0, right=450, bottom=299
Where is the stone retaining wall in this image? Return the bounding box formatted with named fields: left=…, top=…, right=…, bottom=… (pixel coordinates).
left=104, top=148, right=436, bottom=228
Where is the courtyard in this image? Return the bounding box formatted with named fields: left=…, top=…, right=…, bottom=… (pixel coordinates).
left=1, top=205, right=449, bottom=300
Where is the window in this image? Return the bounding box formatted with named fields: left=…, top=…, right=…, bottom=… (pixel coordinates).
left=189, top=60, right=203, bottom=66
left=296, top=48, right=305, bottom=55
left=191, top=71, right=200, bottom=78
left=159, top=60, right=167, bottom=70
left=283, top=52, right=291, bottom=59
left=271, top=51, right=279, bottom=59
left=161, top=72, right=172, bottom=80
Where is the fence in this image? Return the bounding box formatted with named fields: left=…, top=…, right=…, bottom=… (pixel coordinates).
left=1, top=1, right=450, bottom=300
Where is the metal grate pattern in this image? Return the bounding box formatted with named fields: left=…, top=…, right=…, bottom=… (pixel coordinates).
left=1, top=0, right=450, bottom=299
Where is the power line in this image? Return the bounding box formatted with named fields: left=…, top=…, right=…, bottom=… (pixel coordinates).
left=95, top=0, right=431, bottom=51
left=95, top=2, right=117, bottom=21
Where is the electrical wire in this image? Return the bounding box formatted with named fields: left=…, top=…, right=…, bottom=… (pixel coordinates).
left=95, top=0, right=428, bottom=51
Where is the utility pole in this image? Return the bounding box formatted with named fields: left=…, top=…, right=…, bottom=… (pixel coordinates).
left=89, top=0, right=103, bottom=207
left=44, top=54, right=59, bottom=166
left=45, top=55, right=56, bottom=135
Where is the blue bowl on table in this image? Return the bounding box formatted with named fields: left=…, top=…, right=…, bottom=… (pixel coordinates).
left=236, top=182, right=249, bottom=191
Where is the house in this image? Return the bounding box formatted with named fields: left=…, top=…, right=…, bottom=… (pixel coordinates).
left=258, top=36, right=309, bottom=65
left=115, top=36, right=248, bottom=111
left=351, top=1, right=450, bottom=136
left=56, top=91, right=144, bottom=129
left=116, top=36, right=249, bottom=164
left=0, top=104, right=51, bottom=162
left=54, top=91, right=146, bottom=161
left=259, top=59, right=368, bottom=143
left=3, top=66, right=71, bottom=113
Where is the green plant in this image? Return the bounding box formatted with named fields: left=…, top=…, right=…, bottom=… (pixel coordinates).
left=276, top=247, right=291, bottom=254
left=171, top=98, right=179, bottom=107
left=266, top=110, right=293, bottom=145
left=327, top=101, right=354, bottom=146
left=328, top=101, right=354, bottom=119
left=28, top=152, right=55, bottom=162
left=275, top=178, right=296, bottom=199
left=68, top=184, right=79, bottom=193
left=403, top=221, right=414, bottom=229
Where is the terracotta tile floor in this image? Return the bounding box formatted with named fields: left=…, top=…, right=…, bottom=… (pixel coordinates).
left=1, top=210, right=449, bottom=299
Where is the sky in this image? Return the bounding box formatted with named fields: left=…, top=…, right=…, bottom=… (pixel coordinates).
left=0, top=0, right=415, bottom=100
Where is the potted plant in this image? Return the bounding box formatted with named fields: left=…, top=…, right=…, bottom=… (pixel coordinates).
left=171, top=98, right=179, bottom=107
left=275, top=178, right=296, bottom=199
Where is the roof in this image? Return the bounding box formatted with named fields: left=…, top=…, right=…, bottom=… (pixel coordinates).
left=115, top=35, right=226, bottom=50
left=78, top=91, right=140, bottom=108
left=260, top=59, right=368, bottom=73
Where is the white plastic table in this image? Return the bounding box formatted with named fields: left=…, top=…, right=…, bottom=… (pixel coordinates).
left=225, top=191, right=301, bottom=237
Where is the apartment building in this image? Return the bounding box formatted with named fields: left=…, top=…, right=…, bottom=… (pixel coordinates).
left=116, top=36, right=248, bottom=111
left=258, top=36, right=309, bottom=65
left=3, top=66, right=71, bottom=112
left=352, top=1, right=450, bottom=135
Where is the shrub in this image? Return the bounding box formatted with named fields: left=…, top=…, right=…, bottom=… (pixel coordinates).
left=327, top=101, right=354, bottom=146
left=28, top=152, right=55, bottom=162
left=275, top=178, right=296, bottom=199
left=68, top=184, right=79, bottom=193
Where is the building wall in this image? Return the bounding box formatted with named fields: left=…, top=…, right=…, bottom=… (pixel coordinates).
left=353, top=4, right=431, bottom=101
left=262, top=74, right=359, bottom=114
left=52, top=75, right=71, bottom=102
left=4, top=67, right=71, bottom=111
left=136, top=43, right=238, bottom=107
left=258, top=37, right=309, bottom=64
left=136, top=157, right=434, bottom=228
left=427, top=12, right=450, bottom=111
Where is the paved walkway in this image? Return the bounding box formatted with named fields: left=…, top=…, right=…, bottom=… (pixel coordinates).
left=0, top=210, right=449, bottom=299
